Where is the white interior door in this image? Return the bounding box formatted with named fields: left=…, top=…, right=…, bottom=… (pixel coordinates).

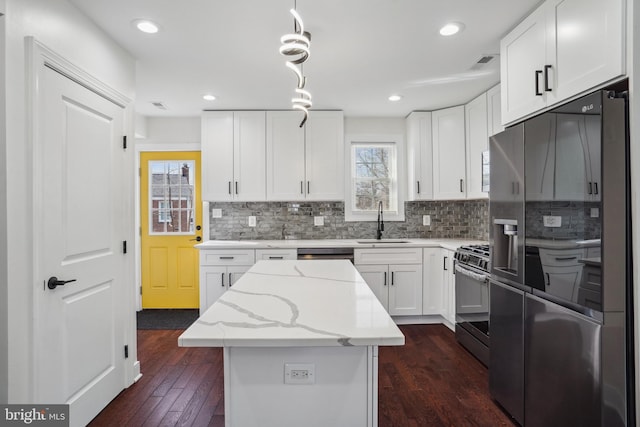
left=35, top=65, right=126, bottom=427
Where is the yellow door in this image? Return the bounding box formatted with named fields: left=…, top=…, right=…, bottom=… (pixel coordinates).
left=141, top=151, right=202, bottom=308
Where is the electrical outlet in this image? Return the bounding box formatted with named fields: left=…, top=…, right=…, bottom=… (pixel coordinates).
left=314, top=216, right=324, bottom=226
left=284, top=363, right=315, bottom=385
left=248, top=216, right=256, bottom=227
left=543, top=215, right=562, bottom=227
left=211, top=208, right=222, bottom=218
left=590, top=207, right=599, bottom=218
left=423, top=215, right=431, bottom=226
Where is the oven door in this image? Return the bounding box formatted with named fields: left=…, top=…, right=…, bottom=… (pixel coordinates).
left=455, top=263, right=489, bottom=339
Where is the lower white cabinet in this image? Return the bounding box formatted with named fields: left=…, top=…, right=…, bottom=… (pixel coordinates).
left=539, top=247, right=590, bottom=302
left=199, top=249, right=255, bottom=314
left=355, top=248, right=423, bottom=316
left=422, top=248, right=442, bottom=315
left=441, top=249, right=456, bottom=327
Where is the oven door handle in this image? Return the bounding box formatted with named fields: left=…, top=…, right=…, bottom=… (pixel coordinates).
left=454, top=264, right=488, bottom=282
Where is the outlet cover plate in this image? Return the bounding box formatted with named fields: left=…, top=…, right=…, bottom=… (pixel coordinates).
left=543, top=215, right=562, bottom=227
left=212, top=208, right=222, bottom=218
left=423, top=215, right=431, bottom=226
left=314, top=216, right=324, bottom=226
left=284, top=363, right=315, bottom=385
left=248, top=216, right=257, bottom=227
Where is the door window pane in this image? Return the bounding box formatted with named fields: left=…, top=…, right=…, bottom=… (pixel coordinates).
left=149, top=160, right=196, bottom=234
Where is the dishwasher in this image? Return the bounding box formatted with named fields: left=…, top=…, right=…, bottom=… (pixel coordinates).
left=297, top=247, right=354, bottom=263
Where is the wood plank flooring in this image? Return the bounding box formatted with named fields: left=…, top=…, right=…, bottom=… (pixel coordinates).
left=89, top=325, right=516, bottom=426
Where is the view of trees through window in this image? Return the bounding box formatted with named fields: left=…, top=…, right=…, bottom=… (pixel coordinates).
left=150, top=161, right=195, bottom=233
left=353, top=144, right=394, bottom=211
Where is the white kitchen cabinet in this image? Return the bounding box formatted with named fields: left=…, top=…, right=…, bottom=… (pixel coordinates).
left=355, top=248, right=423, bottom=316
left=465, top=93, right=489, bottom=199
left=524, top=114, right=556, bottom=201
left=487, top=85, right=504, bottom=136
left=255, top=249, right=297, bottom=261
left=266, top=111, right=344, bottom=201
left=422, top=247, right=442, bottom=315
left=305, top=111, right=345, bottom=200
left=199, top=249, right=256, bottom=314
left=501, top=0, right=625, bottom=125
left=432, top=106, right=466, bottom=200
left=201, top=111, right=266, bottom=201
left=539, top=248, right=587, bottom=302
left=441, top=249, right=456, bottom=328
left=406, top=112, right=433, bottom=201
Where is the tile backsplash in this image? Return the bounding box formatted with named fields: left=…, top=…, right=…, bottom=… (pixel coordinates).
left=525, top=201, right=601, bottom=240
left=207, top=200, right=488, bottom=241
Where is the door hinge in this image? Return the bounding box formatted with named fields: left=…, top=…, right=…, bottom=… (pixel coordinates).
left=140, top=286, right=143, bottom=295
left=123, top=135, right=127, bottom=150
left=124, top=345, right=129, bottom=359
left=123, top=240, right=127, bottom=254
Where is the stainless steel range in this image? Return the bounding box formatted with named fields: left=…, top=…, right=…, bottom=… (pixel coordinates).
left=454, top=244, right=490, bottom=366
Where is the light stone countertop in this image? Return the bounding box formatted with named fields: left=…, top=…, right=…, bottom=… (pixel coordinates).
left=195, top=238, right=485, bottom=252
left=178, top=260, right=405, bottom=348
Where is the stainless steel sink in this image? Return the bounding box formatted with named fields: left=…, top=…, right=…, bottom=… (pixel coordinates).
left=356, top=239, right=410, bottom=244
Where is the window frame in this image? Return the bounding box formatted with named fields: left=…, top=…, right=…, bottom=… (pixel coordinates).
left=344, top=133, right=406, bottom=222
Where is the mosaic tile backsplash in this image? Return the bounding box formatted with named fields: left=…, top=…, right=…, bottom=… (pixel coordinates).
left=525, top=201, right=601, bottom=240
left=208, top=200, right=489, bottom=241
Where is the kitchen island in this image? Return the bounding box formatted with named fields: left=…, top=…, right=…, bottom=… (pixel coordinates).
left=179, top=259, right=404, bottom=427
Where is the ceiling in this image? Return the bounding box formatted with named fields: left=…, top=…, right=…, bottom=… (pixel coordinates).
left=69, top=0, right=542, bottom=118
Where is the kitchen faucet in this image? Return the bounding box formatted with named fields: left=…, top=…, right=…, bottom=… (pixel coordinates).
left=376, top=201, right=384, bottom=240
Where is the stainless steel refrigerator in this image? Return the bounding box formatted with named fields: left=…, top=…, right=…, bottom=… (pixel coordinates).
left=488, top=88, right=634, bottom=426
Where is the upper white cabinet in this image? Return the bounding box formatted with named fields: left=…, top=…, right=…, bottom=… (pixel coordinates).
left=487, top=85, right=504, bottom=136
left=266, top=111, right=344, bottom=201
left=201, top=111, right=266, bottom=201
left=432, top=106, right=466, bottom=200
left=501, top=0, right=625, bottom=125
left=465, top=93, right=489, bottom=199
left=406, top=112, right=433, bottom=201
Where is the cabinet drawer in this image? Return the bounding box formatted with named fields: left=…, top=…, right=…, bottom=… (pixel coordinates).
left=200, top=249, right=256, bottom=266
left=539, top=248, right=585, bottom=267
left=355, top=248, right=422, bottom=265
left=255, top=249, right=297, bottom=261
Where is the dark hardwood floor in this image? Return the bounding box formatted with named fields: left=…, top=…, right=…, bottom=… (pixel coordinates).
left=90, top=325, right=515, bottom=426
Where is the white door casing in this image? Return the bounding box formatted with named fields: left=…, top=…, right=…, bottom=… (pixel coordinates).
left=30, top=39, right=131, bottom=427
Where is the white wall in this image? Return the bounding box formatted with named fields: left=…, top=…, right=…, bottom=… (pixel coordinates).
left=344, top=117, right=406, bottom=136
left=4, top=0, right=135, bottom=402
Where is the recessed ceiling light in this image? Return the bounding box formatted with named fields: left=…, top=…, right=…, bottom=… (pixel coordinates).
left=203, top=94, right=216, bottom=101
left=439, top=22, right=464, bottom=36
left=388, top=95, right=402, bottom=102
left=133, top=19, right=159, bottom=34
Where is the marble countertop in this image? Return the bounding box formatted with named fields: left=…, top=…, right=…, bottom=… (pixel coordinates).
left=196, top=238, right=484, bottom=251
left=178, top=260, right=405, bottom=348
left=526, top=238, right=601, bottom=250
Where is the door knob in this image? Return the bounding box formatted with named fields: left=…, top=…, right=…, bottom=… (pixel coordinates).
left=190, top=236, right=202, bottom=242
left=47, top=277, right=77, bottom=290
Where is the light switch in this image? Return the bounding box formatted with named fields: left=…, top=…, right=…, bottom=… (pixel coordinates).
left=248, top=216, right=256, bottom=227
left=314, top=216, right=324, bottom=226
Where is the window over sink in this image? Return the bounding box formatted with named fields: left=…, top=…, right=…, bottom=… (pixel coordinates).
left=345, top=134, right=405, bottom=222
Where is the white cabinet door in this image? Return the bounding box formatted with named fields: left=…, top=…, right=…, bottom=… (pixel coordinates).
left=228, top=265, right=250, bottom=288
left=487, top=85, right=504, bottom=136
left=550, top=0, right=625, bottom=104
left=465, top=93, right=489, bottom=199
left=432, top=106, right=466, bottom=200
left=201, top=111, right=266, bottom=201
left=201, top=111, right=234, bottom=201
left=500, top=5, right=549, bottom=125
left=406, top=112, right=433, bottom=201
left=388, top=264, right=423, bottom=316
left=266, top=111, right=305, bottom=200
left=554, top=113, right=590, bottom=200
left=422, top=248, right=442, bottom=315
left=305, top=111, right=344, bottom=200
left=441, top=250, right=456, bottom=327
left=356, top=264, right=389, bottom=310
left=200, top=265, right=227, bottom=314
left=234, top=111, right=266, bottom=201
